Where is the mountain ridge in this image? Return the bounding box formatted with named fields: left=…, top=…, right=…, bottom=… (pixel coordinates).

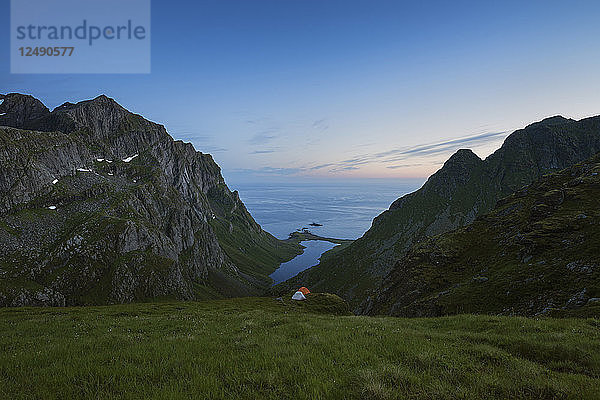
left=369, top=152, right=600, bottom=317
left=276, top=114, right=600, bottom=312
left=0, top=93, right=301, bottom=307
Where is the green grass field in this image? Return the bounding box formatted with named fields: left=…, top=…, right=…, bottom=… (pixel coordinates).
left=1, top=296, right=599, bottom=399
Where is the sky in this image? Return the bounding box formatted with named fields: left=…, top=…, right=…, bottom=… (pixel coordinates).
left=2, top=0, right=600, bottom=184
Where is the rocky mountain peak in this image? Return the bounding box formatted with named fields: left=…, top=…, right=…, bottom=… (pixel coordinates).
left=0, top=93, right=301, bottom=306
left=419, top=148, right=484, bottom=197
left=0, top=94, right=135, bottom=140
left=53, top=95, right=120, bottom=112
left=0, top=93, right=50, bottom=128
left=442, top=148, right=482, bottom=167
left=62, top=94, right=124, bottom=112
left=53, top=102, right=77, bottom=111
left=538, top=115, right=574, bottom=126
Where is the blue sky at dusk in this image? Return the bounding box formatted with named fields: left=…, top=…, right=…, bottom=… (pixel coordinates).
left=2, top=0, right=600, bottom=183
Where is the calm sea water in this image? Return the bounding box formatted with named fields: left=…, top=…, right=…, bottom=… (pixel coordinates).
left=229, top=179, right=424, bottom=283
left=230, top=180, right=424, bottom=240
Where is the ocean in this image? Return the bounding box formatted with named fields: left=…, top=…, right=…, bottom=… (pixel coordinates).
left=229, top=179, right=424, bottom=283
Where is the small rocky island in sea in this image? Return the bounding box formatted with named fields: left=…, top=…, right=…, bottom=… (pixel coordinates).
left=287, top=229, right=353, bottom=246
left=309, top=222, right=323, bottom=227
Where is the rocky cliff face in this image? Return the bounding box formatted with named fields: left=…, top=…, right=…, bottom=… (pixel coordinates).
left=276, top=115, right=600, bottom=312
left=0, top=93, right=300, bottom=306
left=370, top=153, right=600, bottom=317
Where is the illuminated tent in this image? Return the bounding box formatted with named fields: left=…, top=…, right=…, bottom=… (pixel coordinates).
left=292, top=291, right=306, bottom=301
left=298, top=287, right=310, bottom=295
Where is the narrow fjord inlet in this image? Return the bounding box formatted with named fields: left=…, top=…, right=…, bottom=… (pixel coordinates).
left=233, top=180, right=422, bottom=285
left=2, top=1, right=600, bottom=398
left=269, top=240, right=338, bottom=285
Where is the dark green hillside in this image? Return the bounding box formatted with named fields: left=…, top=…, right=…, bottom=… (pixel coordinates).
left=371, top=153, right=600, bottom=317
left=1, top=298, right=599, bottom=399
left=278, top=116, right=600, bottom=311
left=206, top=183, right=302, bottom=292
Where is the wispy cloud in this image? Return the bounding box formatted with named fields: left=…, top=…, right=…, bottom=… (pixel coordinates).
left=231, top=166, right=302, bottom=176
left=260, top=166, right=301, bottom=175
left=310, top=163, right=335, bottom=170
left=250, top=149, right=278, bottom=154
left=312, top=118, right=329, bottom=131
left=227, top=129, right=507, bottom=178
left=339, top=156, right=371, bottom=166
left=166, top=122, right=213, bottom=141
left=248, top=129, right=280, bottom=145
left=162, top=125, right=228, bottom=154
left=172, top=132, right=213, bottom=142
left=200, top=145, right=228, bottom=153
left=329, top=165, right=360, bottom=172
left=304, top=130, right=510, bottom=174
left=386, top=163, right=426, bottom=169
left=374, top=131, right=508, bottom=159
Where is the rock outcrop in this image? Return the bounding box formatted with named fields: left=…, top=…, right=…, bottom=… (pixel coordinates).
left=0, top=93, right=300, bottom=306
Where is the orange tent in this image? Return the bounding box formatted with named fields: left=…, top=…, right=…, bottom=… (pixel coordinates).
left=298, top=287, right=310, bottom=295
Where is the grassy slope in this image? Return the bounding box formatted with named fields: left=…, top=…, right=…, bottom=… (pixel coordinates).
left=0, top=299, right=599, bottom=399
left=372, top=154, right=600, bottom=317
left=207, top=184, right=302, bottom=291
